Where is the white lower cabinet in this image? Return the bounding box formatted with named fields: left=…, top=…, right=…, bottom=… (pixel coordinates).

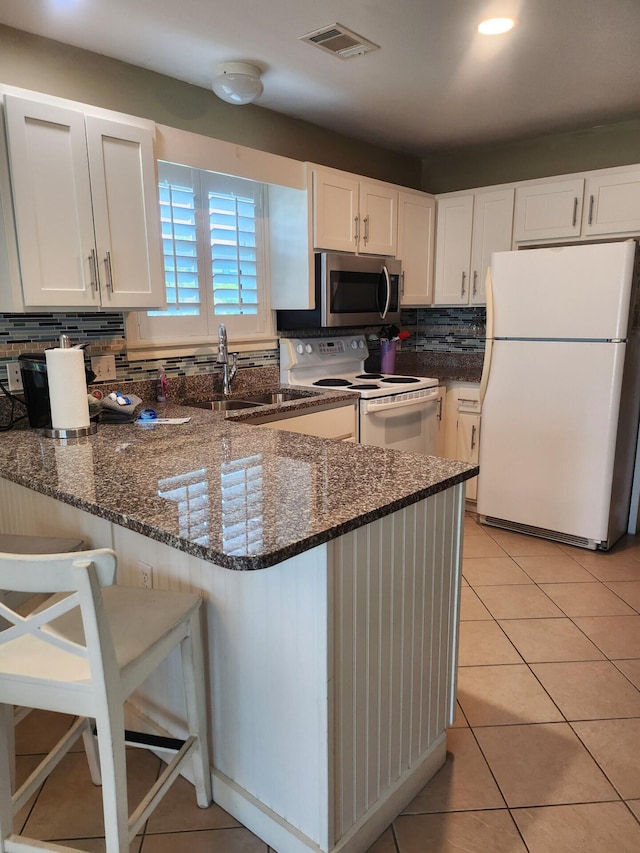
left=444, top=383, right=481, bottom=501
left=456, top=410, right=480, bottom=501
left=1, top=91, right=164, bottom=311
left=252, top=403, right=358, bottom=441
left=435, top=385, right=447, bottom=456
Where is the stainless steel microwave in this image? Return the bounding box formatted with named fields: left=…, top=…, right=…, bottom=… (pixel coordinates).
left=276, top=253, right=402, bottom=330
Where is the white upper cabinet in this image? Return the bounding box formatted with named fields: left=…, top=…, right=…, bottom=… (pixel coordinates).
left=396, top=190, right=435, bottom=306
left=513, top=169, right=640, bottom=243
left=312, top=168, right=359, bottom=253
left=434, top=195, right=473, bottom=305
left=312, top=166, right=397, bottom=256
left=358, top=179, right=398, bottom=256
left=582, top=169, right=640, bottom=237
left=470, top=189, right=515, bottom=303
left=3, top=93, right=164, bottom=310
left=434, top=188, right=514, bottom=305
left=513, top=178, right=584, bottom=242
left=85, top=116, right=164, bottom=309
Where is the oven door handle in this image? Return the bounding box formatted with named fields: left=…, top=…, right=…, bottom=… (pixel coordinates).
left=378, top=265, right=391, bottom=319
left=363, top=392, right=439, bottom=414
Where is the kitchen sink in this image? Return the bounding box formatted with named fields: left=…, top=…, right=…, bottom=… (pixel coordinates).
left=186, top=399, right=261, bottom=411
left=239, top=390, right=312, bottom=405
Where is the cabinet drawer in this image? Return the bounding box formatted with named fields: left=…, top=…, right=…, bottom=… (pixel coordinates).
left=253, top=404, right=357, bottom=440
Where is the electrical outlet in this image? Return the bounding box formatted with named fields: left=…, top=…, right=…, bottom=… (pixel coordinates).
left=137, top=560, right=153, bottom=589
left=6, top=362, right=23, bottom=392
left=90, top=354, right=117, bottom=382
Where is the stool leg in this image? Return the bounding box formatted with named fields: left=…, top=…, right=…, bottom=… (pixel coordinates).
left=0, top=704, right=15, bottom=846
left=82, top=719, right=102, bottom=786
left=94, top=704, right=129, bottom=853
left=181, top=610, right=212, bottom=808
left=5, top=705, right=15, bottom=796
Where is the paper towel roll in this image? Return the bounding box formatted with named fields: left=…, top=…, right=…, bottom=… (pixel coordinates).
left=45, top=348, right=90, bottom=430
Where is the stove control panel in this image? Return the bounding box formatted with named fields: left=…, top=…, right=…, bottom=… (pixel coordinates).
left=279, top=335, right=369, bottom=379
left=318, top=340, right=345, bottom=356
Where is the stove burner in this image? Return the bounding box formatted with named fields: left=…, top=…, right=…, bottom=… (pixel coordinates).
left=381, top=376, right=421, bottom=384
left=312, top=378, right=352, bottom=387
left=349, top=383, right=380, bottom=390
left=356, top=373, right=383, bottom=379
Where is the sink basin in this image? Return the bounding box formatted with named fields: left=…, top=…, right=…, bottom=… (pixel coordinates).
left=186, top=399, right=261, bottom=411
left=239, top=390, right=312, bottom=405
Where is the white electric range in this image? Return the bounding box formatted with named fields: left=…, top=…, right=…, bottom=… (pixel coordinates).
left=279, top=335, right=441, bottom=455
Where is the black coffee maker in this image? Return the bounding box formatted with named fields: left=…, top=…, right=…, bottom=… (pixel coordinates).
left=18, top=352, right=96, bottom=429
left=18, top=353, right=51, bottom=428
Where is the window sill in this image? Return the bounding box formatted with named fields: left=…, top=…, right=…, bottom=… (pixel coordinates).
left=125, top=336, right=278, bottom=361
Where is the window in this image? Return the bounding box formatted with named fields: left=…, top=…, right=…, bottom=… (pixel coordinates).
left=132, top=161, right=272, bottom=345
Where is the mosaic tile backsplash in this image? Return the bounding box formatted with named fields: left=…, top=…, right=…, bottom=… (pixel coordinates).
left=0, top=306, right=486, bottom=389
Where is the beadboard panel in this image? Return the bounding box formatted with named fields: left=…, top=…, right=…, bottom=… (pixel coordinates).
left=330, top=485, right=463, bottom=842
left=111, top=523, right=331, bottom=851
left=0, top=477, right=112, bottom=548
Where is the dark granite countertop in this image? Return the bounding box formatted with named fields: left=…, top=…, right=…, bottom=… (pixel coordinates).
left=0, top=390, right=477, bottom=571
left=394, top=351, right=484, bottom=383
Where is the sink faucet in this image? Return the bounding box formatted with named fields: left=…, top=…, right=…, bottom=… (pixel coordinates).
left=217, top=323, right=238, bottom=396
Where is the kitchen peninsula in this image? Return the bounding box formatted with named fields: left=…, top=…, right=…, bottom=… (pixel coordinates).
left=0, top=400, right=476, bottom=853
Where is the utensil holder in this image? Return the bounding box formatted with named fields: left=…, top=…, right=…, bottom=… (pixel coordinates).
left=380, top=340, right=397, bottom=374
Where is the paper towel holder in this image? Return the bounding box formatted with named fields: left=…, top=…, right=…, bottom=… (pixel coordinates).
left=42, top=334, right=98, bottom=439
left=43, top=424, right=97, bottom=439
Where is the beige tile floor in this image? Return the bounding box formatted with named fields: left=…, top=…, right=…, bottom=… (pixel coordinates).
left=11, top=514, right=640, bottom=852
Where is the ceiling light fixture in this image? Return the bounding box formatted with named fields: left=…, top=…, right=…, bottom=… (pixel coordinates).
left=478, top=17, right=515, bottom=35
left=212, top=62, right=263, bottom=105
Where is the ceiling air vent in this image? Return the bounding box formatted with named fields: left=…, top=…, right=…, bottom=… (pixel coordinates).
left=299, top=23, right=380, bottom=59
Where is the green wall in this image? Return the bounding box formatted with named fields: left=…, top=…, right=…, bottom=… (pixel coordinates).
left=0, top=24, right=422, bottom=189
left=422, top=117, right=640, bottom=194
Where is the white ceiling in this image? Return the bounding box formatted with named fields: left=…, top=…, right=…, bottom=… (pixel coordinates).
left=1, top=0, right=640, bottom=157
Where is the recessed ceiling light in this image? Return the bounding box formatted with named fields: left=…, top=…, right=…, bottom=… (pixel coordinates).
left=478, top=17, right=515, bottom=35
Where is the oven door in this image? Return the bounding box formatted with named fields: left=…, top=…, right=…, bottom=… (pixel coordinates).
left=359, top=387, right=440, bottom=455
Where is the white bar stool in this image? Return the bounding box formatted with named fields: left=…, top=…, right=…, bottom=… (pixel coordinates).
left=0, top=547, right=212, bottom=853
left=0, top=535, right=86, bottom=766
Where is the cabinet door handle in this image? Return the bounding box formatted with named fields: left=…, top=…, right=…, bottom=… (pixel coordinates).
left=471, top=423, right=477, bottom=450
left=472, top=270, right=478, bottom=296
left=461, top=271, right=466, bottom=297
left=88, top=249, right=99, bottom=292
left=401, top=271, right=405, bottom=297
left=437, top=397, right=443, bottom=421
left=363, top=215, right=370, bottom=244
left=572, top=196, right=578, bottom=227
left=354, top=215, right=360, bottom=244
left=104, top=251, right=114, bottom=293
left=588, top=194, right=595, bottom=226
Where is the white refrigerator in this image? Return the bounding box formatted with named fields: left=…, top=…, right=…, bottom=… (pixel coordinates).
left=477, top=240, right=640, bottom=550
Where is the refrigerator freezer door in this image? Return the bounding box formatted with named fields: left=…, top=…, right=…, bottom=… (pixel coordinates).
left=491, top=241, right=636, bottom=340
left=477, top=340, right=626, bottom=544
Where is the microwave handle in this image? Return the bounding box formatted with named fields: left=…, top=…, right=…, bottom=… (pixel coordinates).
left=379, top=265, right=391, bottom=319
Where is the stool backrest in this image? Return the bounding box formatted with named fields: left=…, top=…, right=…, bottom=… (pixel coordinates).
left=0, top=549, right=118, bottom=686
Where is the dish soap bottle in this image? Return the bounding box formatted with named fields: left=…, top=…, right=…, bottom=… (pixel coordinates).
left=156, top=368, right=168, bottom=402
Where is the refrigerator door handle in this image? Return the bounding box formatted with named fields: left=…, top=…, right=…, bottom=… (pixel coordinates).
left=479, top=266, right=494, bottom=407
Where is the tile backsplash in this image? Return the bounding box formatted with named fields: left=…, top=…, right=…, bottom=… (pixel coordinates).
left=0, top=312, right=278, bottom=388
left=0, top=306, right=486, bottom=388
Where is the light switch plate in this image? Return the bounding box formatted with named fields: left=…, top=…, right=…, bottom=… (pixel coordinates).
left=6, top=362, right=23, bottom=392
left=91, top=354, right=117, bottom=382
